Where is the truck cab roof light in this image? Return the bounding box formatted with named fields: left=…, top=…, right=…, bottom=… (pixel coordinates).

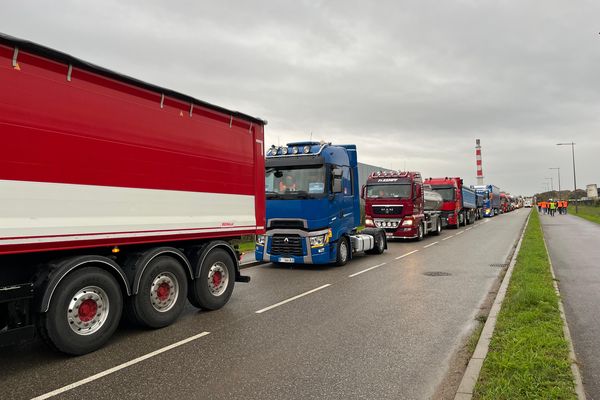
left=280, top=147, right=288, bottom=155
left=303, top=145, right=311, bottom=154
left=292, top=146, right=299, bottom=154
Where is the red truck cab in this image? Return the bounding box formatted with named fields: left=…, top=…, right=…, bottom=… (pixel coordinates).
left=363, top=171, right=441, bottom=240
left=424, top=177, right=475, bottom=228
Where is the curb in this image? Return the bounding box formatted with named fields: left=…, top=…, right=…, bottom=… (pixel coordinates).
left=240, top=260, right=263, bottom=269
left=542, top=227, right=587, bottom=399
left=453, top=212, right=530, bottom=399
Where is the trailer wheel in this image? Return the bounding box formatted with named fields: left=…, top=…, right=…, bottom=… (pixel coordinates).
left=188, top=249, right=235, bottom=310
left=39, top=267, right=122, bottom=355
left=366, top=232, right=385, bottom=255
left=335, top=237, right=350, bottom=266
left=125, top=255, right=188, bottom=328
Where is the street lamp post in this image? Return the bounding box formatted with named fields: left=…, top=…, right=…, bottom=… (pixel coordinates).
left=545, top=177, right=554, bottom=192
left=557, top=142, right=577, bottom=213
left=550, top=167, right=561, bottom=200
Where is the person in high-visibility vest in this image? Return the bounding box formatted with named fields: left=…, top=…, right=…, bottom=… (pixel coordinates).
left=563, top=200, right=569, bottom=214
left=549, top=201, right=557, bottom=216
left=541, top=201, right=547, bottom=214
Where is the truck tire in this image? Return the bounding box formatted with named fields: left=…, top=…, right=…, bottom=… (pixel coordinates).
left=335, top=237, right=350, bottom=266
left=432, top=219, right=442, bottom=236
left=415, top=223, right=424, bottom=241
left=188, top=249, right=235, bottom=310
left=125, top=255, right=188, bottom=328
left=366, top=231, right=385, bottom=255
left=38, top=267, right=123, bottom=355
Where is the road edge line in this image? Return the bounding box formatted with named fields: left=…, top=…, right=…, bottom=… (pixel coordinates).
left=453, top=212, right=529, bottom=399
left=542, top=227, right=587, bottom=399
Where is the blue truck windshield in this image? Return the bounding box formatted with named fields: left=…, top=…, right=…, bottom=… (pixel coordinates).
left=366, top=184, right=411, bottom=199
left=266, top=166, right=326, bottom=199
left=432, top=186, right=455, bottom=201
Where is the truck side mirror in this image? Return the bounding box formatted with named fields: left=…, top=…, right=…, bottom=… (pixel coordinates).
left=361, top=185, right=366, bottom=199
left=333, top=177, right=343, bottom=193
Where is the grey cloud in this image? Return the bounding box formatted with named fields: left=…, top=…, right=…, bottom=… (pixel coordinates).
left=2, top=0, right=599, bottom=195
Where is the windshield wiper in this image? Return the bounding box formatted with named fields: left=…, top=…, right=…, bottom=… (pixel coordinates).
left=291, top=190, right=310, bottom=199
left=266, top=191, right=282, bottom=199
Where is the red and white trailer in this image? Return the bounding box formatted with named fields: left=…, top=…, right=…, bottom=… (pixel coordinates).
left=0, top=33, right=266, bottom=354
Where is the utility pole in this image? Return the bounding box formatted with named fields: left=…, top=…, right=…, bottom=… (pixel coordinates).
left=557, top=142, right=577, bottom=213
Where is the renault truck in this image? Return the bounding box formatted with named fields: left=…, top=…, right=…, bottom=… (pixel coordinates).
left=255, top=142, right=387, bottom=266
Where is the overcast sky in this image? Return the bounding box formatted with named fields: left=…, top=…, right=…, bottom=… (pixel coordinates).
left=3, top=1, right=599, bottom=195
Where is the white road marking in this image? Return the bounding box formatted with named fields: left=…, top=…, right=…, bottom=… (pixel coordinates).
left=255, top=284, right=331, bottom=314
left=348, top=262, right=387, bottom=278
left=465, top=227, right=473, bottom=231
left=395, top=249, right=419, bottom=260
left=456, top=230, right=465, bottom=235
left=31, top=331, right=211, bottom=400
left=484, top=219, right=490, bottom=223
left=442, top=235, right=454, bottom=241
left=423, top=241, right=439, bottom=248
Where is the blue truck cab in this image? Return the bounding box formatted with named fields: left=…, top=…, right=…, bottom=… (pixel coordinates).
left=474, top=184, right=501, bottom=217
left=255, top=141, right=386, bottom=266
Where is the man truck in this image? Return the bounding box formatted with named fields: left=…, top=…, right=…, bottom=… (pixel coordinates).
left=0, top=34, right=265, bottom=354
left=255, top=142, right=387, bottom=266
left=363, top=171, right=443, bottom=240
left=424, top=177, right=477, bottom=228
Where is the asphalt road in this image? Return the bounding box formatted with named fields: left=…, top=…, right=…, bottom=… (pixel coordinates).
left=541, top=212, right=600, bottom=399
left=0, top=210, right=529, bottom=400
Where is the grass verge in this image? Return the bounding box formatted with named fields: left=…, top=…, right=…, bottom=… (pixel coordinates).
left=569, top=205, right=600, bottom=225
left=474, top=210, right=577, bottom=399
left=237, top=240, right=256, bottom=253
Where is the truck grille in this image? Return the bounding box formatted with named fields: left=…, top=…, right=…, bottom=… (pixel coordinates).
left=269, top=220, right=305, bottom=229
left=270, top=235, right=303, bottom=256
left=373, top=205, right=403, bottom=215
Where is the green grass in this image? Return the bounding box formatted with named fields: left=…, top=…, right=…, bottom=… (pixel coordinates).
left=237, top=240, right=256, bottom=253
left=569, top=204, right=600, bottom=225
left=474, top=210, right=576, bottom=399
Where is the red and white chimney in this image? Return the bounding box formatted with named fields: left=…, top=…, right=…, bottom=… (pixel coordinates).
left=476, top=139, right=484, bottom=185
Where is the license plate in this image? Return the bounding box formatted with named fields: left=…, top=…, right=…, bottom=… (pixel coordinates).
left=278, top=257, right=294, bottom=263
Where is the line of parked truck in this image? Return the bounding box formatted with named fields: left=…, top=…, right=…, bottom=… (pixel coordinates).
left=0, top=34, right=513, bottom=355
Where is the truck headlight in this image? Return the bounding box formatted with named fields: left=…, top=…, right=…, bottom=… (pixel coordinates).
left=365, top=218, right=374, bottom=227
left=256, top=235, right=266, bottom=246
left=401, top=218, right=414, bottom=227
left=310, top=229, right=332, bottom=248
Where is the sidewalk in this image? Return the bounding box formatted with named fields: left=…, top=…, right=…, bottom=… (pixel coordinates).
left=541, top=212, right=600, bottom=399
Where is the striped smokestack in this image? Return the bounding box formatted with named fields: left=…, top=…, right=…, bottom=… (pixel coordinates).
left=476, top=139, right=484, bottom=185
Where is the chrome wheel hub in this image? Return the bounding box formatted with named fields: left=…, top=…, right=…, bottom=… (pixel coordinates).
left=150, top=272, right=179, bottom=312
left=67, top=286, right=109, bottom=336
left=208, top=262, right=229, bottom=297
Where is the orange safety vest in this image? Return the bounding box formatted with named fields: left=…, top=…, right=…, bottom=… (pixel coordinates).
left=541, top=202, right=547, bottom=208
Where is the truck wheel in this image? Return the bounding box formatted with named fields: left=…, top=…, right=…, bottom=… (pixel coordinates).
left=188, top=249, right=235, bottom=310
left=125, top=256, right=188, bottom=328
left=38, top=267, right=123, bottom=355
left=416, top=224, right=424, bottom=241
left=335, top=237, right=350, bottom=266
left=433, top=219, right=442, bottom=236
left=366, top=232, right=385, bottom=255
